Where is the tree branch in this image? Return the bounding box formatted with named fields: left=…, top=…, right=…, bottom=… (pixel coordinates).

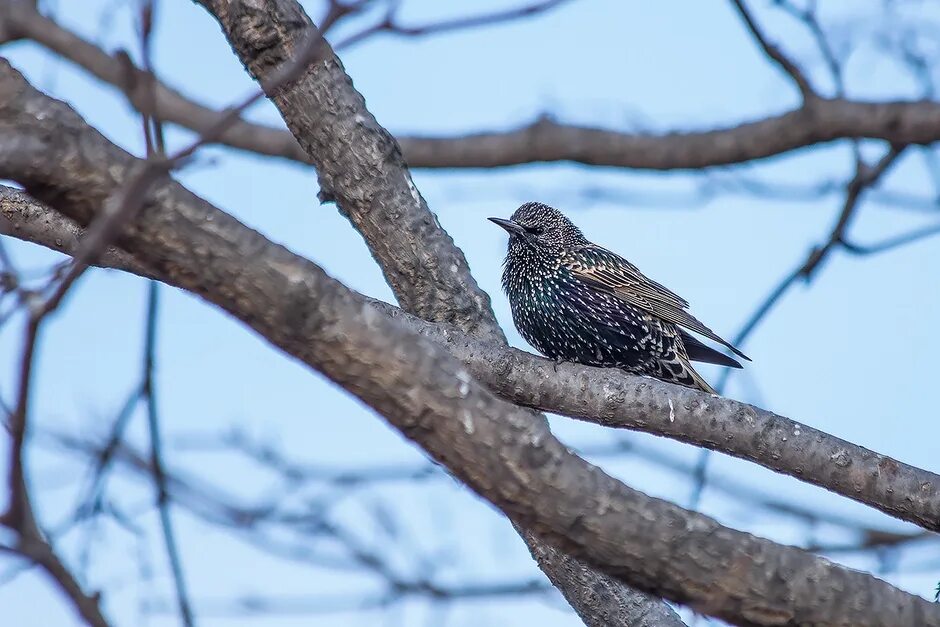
left=2, top=100, right=939, bottom=535
left=730, top=0, right=815, bottom=99
left=0, top=185, right=154, bottom=278
left=1, top=62, right=939, bottom=625
left=187, top=2, right=684, bottom=624
left=3, top=1, right=940, bottom=172
left=333, top=0, right=575, bottom=50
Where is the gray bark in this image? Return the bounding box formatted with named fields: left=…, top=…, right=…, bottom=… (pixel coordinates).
left=4, top=183, right=939, bottom=535
left=0, top=61, right=938, bottom=626
left=187, top=1, right=686, bottom=624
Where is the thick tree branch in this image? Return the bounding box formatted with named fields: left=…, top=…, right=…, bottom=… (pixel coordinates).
left=0, top=62, right=937, bottom=627
left=2, top=1, right=940, bottom=172
left=0, top=184, right=154, bottom=277
left=2, top=0, right=676, bottom=618
left=195, top=0, right=501, bottom=340
left=185, top=1, right=684, bottom=624
left=2, top=127, right=940, bottom=536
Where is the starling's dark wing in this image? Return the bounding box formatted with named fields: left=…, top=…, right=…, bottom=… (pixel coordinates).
left=565, top=245, right=750, bottom=362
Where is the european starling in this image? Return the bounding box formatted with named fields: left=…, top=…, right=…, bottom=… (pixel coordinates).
left=489, top=202, right=749, bottom=394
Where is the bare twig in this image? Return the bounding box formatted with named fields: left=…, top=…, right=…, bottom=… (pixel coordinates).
left=334, top=0, right=574, bottom=50
left=841, top=222, right=940, bottom=255
left=142, top=281, right=194, bottom=627
left=317, top=0, right=372, bottom=35
left=137, top=4, right=194, bottom=621
left=775, top=0, right=846, bottom=96
left=714, top=145, right=906, bottom=392
left=730, top=0, right=815, bottom=99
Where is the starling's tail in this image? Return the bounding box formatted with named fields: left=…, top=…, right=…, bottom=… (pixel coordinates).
left=651, top=352, right=717, bottom=395
left=680, top=331, right=743, bottom=369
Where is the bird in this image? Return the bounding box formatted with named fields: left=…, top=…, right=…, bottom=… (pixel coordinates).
left=489, top=202, right=749, bottom=394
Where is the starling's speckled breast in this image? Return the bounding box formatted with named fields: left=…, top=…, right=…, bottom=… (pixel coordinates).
left=505, top=250, right=672, bottom=374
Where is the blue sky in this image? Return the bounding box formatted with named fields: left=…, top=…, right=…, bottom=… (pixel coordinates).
left=2, top=1, right=939, bottom=625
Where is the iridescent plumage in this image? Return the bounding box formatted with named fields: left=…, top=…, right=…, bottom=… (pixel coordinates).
left=489, top=202, right=749, bottom=394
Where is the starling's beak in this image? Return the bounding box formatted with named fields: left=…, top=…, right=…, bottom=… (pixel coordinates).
left=488, top=217, right=528, bottom=238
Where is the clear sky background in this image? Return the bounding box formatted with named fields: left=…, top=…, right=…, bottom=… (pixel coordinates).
left=2, top=1, right=939, bottom=626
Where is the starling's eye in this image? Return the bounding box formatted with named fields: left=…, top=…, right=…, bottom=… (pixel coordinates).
left=525, top=225, right=544, bottom=236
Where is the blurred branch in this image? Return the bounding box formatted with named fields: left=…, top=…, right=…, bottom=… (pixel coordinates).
left=714, top=145, right=906, bottom=393
left=3, top=0, right=940, bottom=172
left=840, top=221, right=940, bottom=255
left=142, top=281, right=195, bottom=627
left=333, top=0, right=574, bottom=50
left=774, top=0, right=847, bottom=96
left=54, top=430, right=558, bottom=616
left=317, top=0, right=373, bottom=35
left=730, top=0, right=815, bottom=99
left=137, top=2, right=194, bottom=621
left=150, top=580, right=552, bottom=617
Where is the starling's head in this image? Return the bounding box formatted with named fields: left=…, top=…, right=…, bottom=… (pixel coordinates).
left=488, top=202, right=587, bottom=250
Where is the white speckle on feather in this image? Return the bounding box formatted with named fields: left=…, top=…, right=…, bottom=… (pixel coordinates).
left=668, top=398, right=675, bottom=422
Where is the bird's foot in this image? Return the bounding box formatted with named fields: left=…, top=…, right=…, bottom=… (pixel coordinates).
left=552, top=359, right=567, bottom=373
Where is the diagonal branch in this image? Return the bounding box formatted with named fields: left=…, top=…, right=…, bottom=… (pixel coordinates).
left=1, top=65, right=938, bottom=626
left=2, top=71, right=939, bottom=536
left=730, top=0, right=815, bottom=99
left=188, top=2, right=681, bottom=625
left=713, top=145, right=906, bottom=393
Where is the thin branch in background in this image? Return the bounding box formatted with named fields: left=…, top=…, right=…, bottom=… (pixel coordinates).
left=841, top=221, right=940, bottom=256
left=146, top=578, right=552, bottom=618
left=136, top=2, right=194, bottom=623
left=141, top=281, right=194, bottom=627
left=333, top=0, right=574, bottom=50
left=776, top=0, right=847, bottom=95
left=714, top=145, right=906, bottom=393
left=772, top=0, right=859, bottom=161
left=317, top=0, right=373, bottom=35
left=730, top=0, right=815, bottom=99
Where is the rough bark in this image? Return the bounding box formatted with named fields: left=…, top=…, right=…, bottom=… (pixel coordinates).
left=0, top=184, right=154, bottom=278
left=191, top=0, right=499, bottom=340
left=523, top=534, right=684, bottom=627
left=4, top=182, right=940, bottom=535
left=8, top=177, right=940, bottom=540
left=185, top=1, right=685, bottom=624
left=1, top=61, right=939, bottom=626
